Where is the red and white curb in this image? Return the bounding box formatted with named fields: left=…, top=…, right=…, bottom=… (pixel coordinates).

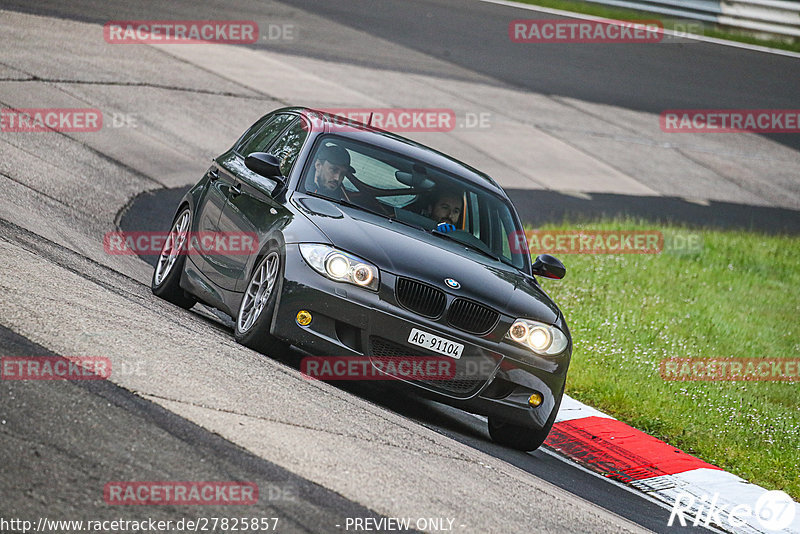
left=543, top=395, right=799, bottom=533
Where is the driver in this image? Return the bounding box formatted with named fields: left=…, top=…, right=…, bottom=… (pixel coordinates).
left=307, top=144, right=354, bottom=200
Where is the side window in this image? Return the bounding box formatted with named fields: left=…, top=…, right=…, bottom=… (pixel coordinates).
left=234, top=114, right=271, bottom=153
left=467, top=191, right=480, bottom=237
left=498, top=209, right=513, bottom=258
left=238, top=113, right=295, bottom=156
left=267, top=119, right=309, bottom=176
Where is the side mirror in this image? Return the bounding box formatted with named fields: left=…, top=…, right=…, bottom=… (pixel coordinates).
left=245, top=152, right=286, bottom=197
left=532, top=254, right=566, bottom=280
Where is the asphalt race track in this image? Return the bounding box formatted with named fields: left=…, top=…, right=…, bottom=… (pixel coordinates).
left=121, top=186, right=716, bottom=533
left=1, top=0, right=798, bottom=533
left=0, top=322, right=396, bottom=531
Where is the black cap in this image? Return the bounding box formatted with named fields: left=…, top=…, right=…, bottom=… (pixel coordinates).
left=317, top=144, right=354, bottom=173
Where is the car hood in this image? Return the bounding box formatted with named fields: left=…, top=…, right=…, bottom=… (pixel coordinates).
left=294, top=196, right=560, bottom=323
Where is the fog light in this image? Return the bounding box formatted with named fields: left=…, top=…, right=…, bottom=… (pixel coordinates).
left=528, top=392, right=543, bottom=407
left=296, top=310, right=312, bottom=326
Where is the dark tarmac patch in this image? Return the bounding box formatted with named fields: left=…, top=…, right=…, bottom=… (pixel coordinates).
left=507, top=189, right=800, bottom=234
left=0, top=324, right=395, bottom=533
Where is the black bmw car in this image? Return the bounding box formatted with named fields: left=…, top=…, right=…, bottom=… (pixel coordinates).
left=152, top=107, right=571, bottom=451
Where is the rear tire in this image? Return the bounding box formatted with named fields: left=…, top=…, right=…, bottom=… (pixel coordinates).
left=234, top=247, right=287, bottom=355
left=151, top=207, right=197, bottom=309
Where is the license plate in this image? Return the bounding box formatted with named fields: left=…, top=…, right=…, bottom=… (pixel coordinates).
left=407, top=328, right=463, bottom=359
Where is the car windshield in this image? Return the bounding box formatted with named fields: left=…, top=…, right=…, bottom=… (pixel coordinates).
left=300, top=135, right=529, bottom=270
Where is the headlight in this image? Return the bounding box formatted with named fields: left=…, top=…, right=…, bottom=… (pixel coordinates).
left=299, top=244, right=380, bottom=291
left=505, top=318, right=568, bottom=356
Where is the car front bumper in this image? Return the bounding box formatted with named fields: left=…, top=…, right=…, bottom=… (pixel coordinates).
left=271, top=245, right=571, bottom=430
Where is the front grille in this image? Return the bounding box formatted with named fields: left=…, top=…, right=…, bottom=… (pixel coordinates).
left=396, top=278, right=446, bottom=318
left=369, top=336, right=494, bottom=396
left=447, top=298, right=499, bottom=335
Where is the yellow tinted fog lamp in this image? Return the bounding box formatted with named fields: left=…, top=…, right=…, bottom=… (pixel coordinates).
left=296, top=310, right=313, bottom=326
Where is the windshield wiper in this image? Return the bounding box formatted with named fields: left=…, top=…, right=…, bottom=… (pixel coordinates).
left=305, top=192, right=517, bottom=268
left=431, top=229, right=514, bottom=267
left=311, top=193, right=430, bottom=232
left=307, top=193, right=387, bottom=219
left=386, top=214, right=427, bottom=232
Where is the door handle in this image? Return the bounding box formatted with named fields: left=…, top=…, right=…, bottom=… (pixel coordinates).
left=231, top=183, right=243, bottom=197
left=208, top=168, right=219, bottom=180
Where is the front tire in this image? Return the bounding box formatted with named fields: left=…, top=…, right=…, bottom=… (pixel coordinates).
left=488, top=415, right=555, bottom=452
left=151, top=207, right=197, bottom=309
left=234, top=247, right=286, bottom=354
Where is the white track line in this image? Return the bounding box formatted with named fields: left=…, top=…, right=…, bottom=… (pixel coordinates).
left=465, top=412, right=730, bottom=532
left=478, top=0, right=800, bottom=59
left=469, top=400, right=800, bottom=534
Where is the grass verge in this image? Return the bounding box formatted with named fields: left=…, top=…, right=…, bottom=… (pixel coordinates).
left=511, top=0, right=800, bottom=53
left=530, top=219, right=799, bottom=499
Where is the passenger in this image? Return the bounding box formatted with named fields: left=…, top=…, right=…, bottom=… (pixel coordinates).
left=423, top=189, right=463, bottom=226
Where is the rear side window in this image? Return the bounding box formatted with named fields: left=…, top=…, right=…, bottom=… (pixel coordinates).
left=234, top=114, right=271, bottom=152
left=237, top=113, right=295, bottom=156
left=267, top=119, right=310, bottom=176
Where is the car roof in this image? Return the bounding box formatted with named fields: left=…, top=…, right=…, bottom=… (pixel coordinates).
left=276, top=106, right=507, bottom=197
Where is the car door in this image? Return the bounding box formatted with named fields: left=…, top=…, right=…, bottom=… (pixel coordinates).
left=190, top=164, right=229, bottom=277
left=212, top=116, right=310, bottom=292
left=198, top=113, right=296, bottom=289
